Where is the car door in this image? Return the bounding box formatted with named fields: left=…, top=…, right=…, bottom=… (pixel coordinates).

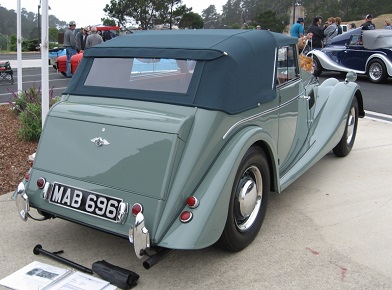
left=276, top=45, right=310, bottom=176
left=338, top=35, right=369, bottom=71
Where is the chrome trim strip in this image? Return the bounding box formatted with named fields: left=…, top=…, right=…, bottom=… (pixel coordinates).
left=223, top=94, right=300, bottom=139
left=272, top=49, right=277, bottom=89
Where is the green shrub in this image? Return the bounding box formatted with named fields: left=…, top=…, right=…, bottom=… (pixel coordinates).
left=10, top=87, right=41, bottom=114
left=18, top=102, right=43, bottom=141
left=9, top=86, right=61, bottom=141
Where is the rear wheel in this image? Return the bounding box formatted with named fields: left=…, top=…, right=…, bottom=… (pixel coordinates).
left=333, top=97, right=358, bottom=157
left=367, top=59, right=388, bottom=83
left=217, top=146, right=270, bottom=252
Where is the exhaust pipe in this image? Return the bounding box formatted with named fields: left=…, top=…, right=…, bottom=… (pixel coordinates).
left=143, top=248, right=174, bottom=269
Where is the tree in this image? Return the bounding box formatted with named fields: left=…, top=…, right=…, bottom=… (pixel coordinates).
left=202, top=5, right=221, bottom=29
left=250, top=10, right=287, bottom=33
left=221, top=0, right=243, bottom=28
left=102, top=18, right=117, bottom=26
left=179, top=12, right=203, bottom=29
left=103, top=0, right=186, bottom=30
left=49, top=27, right=59, bottom=43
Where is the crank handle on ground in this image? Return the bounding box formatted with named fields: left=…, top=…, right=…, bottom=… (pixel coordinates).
left=33, top=244, right=93, bottom=274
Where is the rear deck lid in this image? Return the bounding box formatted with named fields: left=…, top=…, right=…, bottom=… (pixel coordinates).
left=33, top=101, right=195, bottom=199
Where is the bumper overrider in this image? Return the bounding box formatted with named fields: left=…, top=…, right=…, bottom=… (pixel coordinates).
left=13, top=181, right=153, bottom=263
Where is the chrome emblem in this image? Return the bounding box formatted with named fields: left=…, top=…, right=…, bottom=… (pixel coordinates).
left=91, top=137, right=110, bottom=147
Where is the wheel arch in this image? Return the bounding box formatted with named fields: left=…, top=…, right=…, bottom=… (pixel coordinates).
left=354, top=89, right=365, bottom=118
left=158, top=126, right=279, bottom=250
left=366, top=54, right=392, bottom=78
left=253, top=140, right=278, bottom=193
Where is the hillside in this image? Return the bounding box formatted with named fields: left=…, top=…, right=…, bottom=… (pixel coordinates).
left=345, top=13, right=392, bottom=29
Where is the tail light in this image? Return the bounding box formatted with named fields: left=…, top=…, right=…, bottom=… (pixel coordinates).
left=24, top=169, right=31, bottom=181
left=179, top=211, right=193, bottom=223
left=132, top=203, right=143, bottom=216
left=37, top=177, right=46, bottom=189
left=179, top=196, right=200, bottom=223
left=186, top=196, right=199, bottom=208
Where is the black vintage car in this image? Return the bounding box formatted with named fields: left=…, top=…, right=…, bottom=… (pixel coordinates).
left=309, top=28, right=392, bottom=83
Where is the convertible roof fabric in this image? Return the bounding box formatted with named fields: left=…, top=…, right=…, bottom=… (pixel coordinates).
left=65, top=29, right=297, bottom=114
left=363, top=30, right=392, bottom=50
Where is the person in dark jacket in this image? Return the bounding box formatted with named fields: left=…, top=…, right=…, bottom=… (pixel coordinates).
left=75, top=27, right=88, bottom=52
left=361, top=14, right=376, bottom=30
left=306, top=17, right=325, bottom=48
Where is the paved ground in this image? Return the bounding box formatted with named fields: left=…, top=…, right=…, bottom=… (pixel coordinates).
left=1, top=117, right=391, bottom=289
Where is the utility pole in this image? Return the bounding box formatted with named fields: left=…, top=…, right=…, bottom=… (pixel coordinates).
left=38, top=3, right=41, bottom=40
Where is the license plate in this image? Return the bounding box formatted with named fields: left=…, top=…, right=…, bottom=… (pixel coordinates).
left=49, top=183, right=123, bottom=222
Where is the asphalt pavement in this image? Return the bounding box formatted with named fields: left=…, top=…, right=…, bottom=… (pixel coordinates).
left=1, top=117, right=392, bottom=289
left=8, top=59, right=48, bottom=69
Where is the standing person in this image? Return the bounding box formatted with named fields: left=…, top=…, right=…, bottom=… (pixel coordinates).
left=75, top=27, right=88, bottom=52
left=64, top=21, right=77, bottom=78
left=335, top=17, right=343, bottom=34
left=290, top=17, right=305, bottom=38
left=361, top=14, right=376, bottom=30
left=350, top=23, right=357, bottom=30
left=385, top=20, right=392, bottom=29
left=85, top=26, right=103, bottom=48
left=324, top=17, right=338, bottom=46
left=306, top=16, right=324, bottom=49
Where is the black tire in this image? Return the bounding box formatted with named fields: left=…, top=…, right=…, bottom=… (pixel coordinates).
left=367, top=59, right=388, bottom=83
left=217, top=146, right=270, bottom=252
left=312, top=55, right=322, bottom=77
left=333, top=97, right=359, bottom=157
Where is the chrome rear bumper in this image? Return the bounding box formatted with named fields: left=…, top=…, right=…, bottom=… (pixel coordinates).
left=129, top=212, right=150, bottom=259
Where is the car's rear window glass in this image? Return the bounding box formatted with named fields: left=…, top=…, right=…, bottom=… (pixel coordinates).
left=84, top=58, right=196, bottom=94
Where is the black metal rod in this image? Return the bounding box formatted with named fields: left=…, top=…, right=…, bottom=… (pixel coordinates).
left=33, top=244, right=93, bottom=274
left=143, top=248, right=174, bottom=269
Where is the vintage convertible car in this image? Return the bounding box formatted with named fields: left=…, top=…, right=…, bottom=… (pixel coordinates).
left=14, top=29, right=365, bottom=269
left=309, top=28, right=392, bottom=83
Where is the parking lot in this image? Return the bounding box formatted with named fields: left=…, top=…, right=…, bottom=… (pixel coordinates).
left=1, top=117, right=391, bottom=289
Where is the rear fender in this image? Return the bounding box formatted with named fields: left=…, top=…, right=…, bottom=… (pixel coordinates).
left=158, top=126, right=277, bottom=250
left=366, top=54, right=392, bottom=77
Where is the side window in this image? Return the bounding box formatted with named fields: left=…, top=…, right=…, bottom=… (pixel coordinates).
left=276, top=45, right=299, bottom=86
left=349, top=35, right=363, bottom=46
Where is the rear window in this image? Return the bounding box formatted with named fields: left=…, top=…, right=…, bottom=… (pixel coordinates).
left=85, top=58, right=196, bottom=94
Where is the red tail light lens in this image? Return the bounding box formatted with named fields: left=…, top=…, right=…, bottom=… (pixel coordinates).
left=186, top=196, right=199, bottom=208
left=132, top=203, right=143, bottom=216
left=37, top=177, right=46, bottom=189
left=180, top=211, right=193, bottom=223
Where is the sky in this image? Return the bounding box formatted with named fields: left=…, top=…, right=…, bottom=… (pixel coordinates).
left=1, top=0, right=226, bottom=28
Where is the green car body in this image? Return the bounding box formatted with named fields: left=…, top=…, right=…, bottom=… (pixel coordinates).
left=14, top=29, right=364, bottom=267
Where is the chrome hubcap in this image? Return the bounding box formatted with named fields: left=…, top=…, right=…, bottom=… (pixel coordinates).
left=369, top=63, right=382, bottom=80
left=234, top=165, right=263, bottom=231
left=346, top=106, right=356, bottom=144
